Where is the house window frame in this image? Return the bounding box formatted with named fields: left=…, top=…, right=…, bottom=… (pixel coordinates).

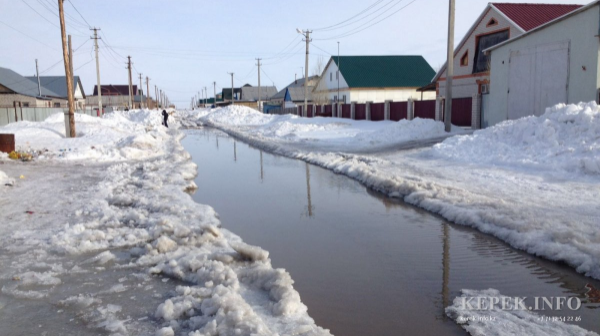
left=486, top=17, right=499, bottom=27
left=473, top=28, right=510, bottom=74
left=460, top=50, right=469, bottom=67
left=330, top=72, right=333, bottom=82
left=22, top=102, right=30, bottom=107
left=53, top=102, right=61, bottom=108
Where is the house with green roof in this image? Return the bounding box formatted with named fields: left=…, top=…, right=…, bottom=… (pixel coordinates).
left=312, top=55, right=436, bottom=104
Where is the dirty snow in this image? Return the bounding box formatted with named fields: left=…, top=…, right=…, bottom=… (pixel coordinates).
left=0, top=109, right=331, bottom=336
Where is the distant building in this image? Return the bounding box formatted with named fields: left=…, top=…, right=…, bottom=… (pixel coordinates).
left=312, top=56, right=436, bottom=104
left=25, top=76, right=86, bottom=109
left=269, top=75, right=320, bottom=105
left=0, top=67, right=67, bottom=107
left=86, top=84, right=145, bottom=109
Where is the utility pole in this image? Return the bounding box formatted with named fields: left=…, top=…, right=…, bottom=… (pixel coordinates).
left=138, top=73, right=143, bottom=109
left=297, top=29, right=311, bottom=117
left=159, top=89, right=162, bottom=108
left=204, top=87, right=207, bottom=106
left=35, top=59, right=42, bottom=96
left=91, top=28, right=102, bottom=115
left=127, top=56, right=133, bottom=109
left=213, top=81, right=216, bottom=107
left=256, top=58, right=262, bottom=112
left=155, top=85, right=158, bottom=109
left=444, top=0, right=455, bottom=132
left=58, top=0, right=76, bottom=137
left=337, top=41, right=340, bottom=103
left=228, top=72, right=234, bottom=105
left=68, top=35, right=74, bottom=84
left=145, top=76, right=150, bottom=110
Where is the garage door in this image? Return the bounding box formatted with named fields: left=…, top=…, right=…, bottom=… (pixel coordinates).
left=508, top=41, right=569, bottom=120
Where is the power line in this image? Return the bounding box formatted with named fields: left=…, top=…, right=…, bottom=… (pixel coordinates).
left=315, top=0, right=420, bottom=41
left=316, top=0, right=400, bottom=34
left=310, top=42, right=333, bottom=56
left=313, top=0, right=385, bottom=31
left=260, top=68, right=276, bottom=88
left=20, top=0, right=60, bottom=29
left=67, top=0, right=91, bottom=27
left=0, top=20, right=60, bottom=51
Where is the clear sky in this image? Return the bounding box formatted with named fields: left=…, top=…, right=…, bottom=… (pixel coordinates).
left=1, top=0, right=586, bottom=107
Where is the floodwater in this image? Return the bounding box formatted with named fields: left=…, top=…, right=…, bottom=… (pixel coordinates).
left=182, top=127, right=600, bottom=336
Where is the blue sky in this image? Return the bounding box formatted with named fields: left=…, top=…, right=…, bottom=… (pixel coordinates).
left=1, top=0, right=585, bottom=107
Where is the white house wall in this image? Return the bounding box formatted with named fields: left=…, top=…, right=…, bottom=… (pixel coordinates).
left=349, top=89, right=434, bottom=103
left=437, top=6, right=522, bottom=98
left=488, top=5, right=600, bottom=127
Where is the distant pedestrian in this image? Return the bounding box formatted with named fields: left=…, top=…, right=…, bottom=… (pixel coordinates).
left=162, top=110, right=169, bottom=128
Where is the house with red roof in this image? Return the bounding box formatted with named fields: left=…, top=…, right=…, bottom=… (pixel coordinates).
left=485, top=1, right=600, bottom=127
left=432, top=2, right=582, bottom=128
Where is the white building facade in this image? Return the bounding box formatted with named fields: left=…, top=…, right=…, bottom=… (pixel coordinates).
left=486, top=2, right=600, bottom=126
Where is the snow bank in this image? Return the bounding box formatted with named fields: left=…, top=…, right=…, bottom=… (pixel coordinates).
left=446, top=289, right=598, bottom=336
left=0, top=109, right=178, bottom=162
left=432, top=102, right=600, bottom=175
left=192, top=105, right=460, bottom=151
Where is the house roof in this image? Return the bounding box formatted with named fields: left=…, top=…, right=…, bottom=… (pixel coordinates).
left=93, top=85, right=137, bottom=96
left=432, top=2, right=583, bottom=82
left=492, top=3, right=583, bottom=32
left=486, top=1, right=595, bottom=53
left=270, top=76, right=319, bottom=101
left=0, top=67, right=62, bottom=98
left=331, top=55, right=435, bottom=88
left=241, top=86, right=278, bottom=101
left=25, top=76, right=85, bottom=99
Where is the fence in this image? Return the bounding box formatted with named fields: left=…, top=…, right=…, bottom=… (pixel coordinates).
left=265, top=97, right=475, bottom=128
left=0, top=106, right=104, bottom=127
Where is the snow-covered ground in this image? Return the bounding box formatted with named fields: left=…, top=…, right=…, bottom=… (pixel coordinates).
left=0, top=110, right=331, bottom=336
left=182, top=103, right=600, bottom=335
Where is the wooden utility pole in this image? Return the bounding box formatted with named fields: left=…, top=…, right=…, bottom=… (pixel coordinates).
left=91, top=28, right=102, bottom=115
left=145, top=76, right=150, bottom=110
left=160, top=89, right=163, bottom=108
left=155, top=85, right=158, bottom=109
left=127, top=56, right=133, bottom=109
left=138, top=73, right=143, bottom=109
left=444, top=0, right=455, bottom=132
left=228, top=72, right=234, bottom=105
left=68, top=35, right=74, bottom=86
left=213, top=81, right=216, bottom=107
left=58, top=0, right=76, bottom=137
left=256, top=58, right=262, bottom=112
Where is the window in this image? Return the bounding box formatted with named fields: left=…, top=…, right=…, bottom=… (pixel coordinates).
left=486, top=18, right=498, bottom=27
left=473, top=30, right=509, bottom=73
left=54, top=102, right=61, bottom=108
left=330, top=72, right=333, bottom=81
left=22, top=102, right=29, bottom=107
left=342, top=95, right=346, bottom=103
left=460, top=51, right=469, bottom=67
left=336, top=71, right=339, bottom=80
left=334, top=95, right=338, bottom=102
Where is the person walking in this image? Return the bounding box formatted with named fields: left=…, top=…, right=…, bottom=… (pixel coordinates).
left=162, top=110, right=169, bottom=128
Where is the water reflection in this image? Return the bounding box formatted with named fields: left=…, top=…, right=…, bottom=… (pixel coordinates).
left=182, top=127, right=600, bottom=335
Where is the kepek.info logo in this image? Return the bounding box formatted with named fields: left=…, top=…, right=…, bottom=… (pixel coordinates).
left=460, top=296, right=582, bottom=311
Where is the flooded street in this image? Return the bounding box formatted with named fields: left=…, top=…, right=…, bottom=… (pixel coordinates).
left=183, top=127, right=600, bottom=336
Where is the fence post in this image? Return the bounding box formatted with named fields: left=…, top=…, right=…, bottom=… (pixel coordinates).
left=13, top=101, right=18, bottom=122
left=472, top=94, right=481, bottom=129
left=312, top=104, right=316, bottom=117
left=384, top=100, right=391, bottom=120
left=435, top=97, right=443, bottom=121
left=407, top=98, right=414, bottom=120
left=350, top=102, right=356, bottom=120
left=19, top=102, right=23, bottom=121
left=366, top=101, right=372, bottom=121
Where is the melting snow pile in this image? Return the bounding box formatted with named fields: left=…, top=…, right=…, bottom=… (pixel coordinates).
left=0, top=109, right=178, bottom=161
left=193, top=105, right=458, bottom=151
left=431, top=102, right=600, bottom=175
left=0, top=109, right=331, bottom=336
left=446, top=289, right=598, bottom=336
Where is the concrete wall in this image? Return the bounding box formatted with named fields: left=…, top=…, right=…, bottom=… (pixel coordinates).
left=488, top=5, right=600, bottom=126
left=437, top=5, right=522, bottom=99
